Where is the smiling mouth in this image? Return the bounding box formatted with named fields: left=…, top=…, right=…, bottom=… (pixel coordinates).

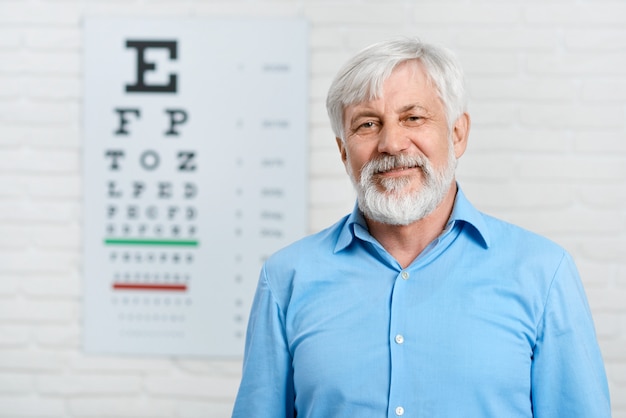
left=375, top=164, right=419, bottom=175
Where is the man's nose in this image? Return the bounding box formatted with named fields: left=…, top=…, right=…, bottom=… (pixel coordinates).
left=377, top=123, right=411, bottom=154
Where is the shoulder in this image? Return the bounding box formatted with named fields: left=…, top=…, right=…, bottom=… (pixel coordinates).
left=453, top=187, right=566, bottom=262
left=260, top=214, right=350, bottom=285
left=476, top=212, right=572, bottom=277
left=271, top=214, right=348, bottom=260
left=461, top=212, right=582, bottom=319
left=481, top=212, right=563, bottom=253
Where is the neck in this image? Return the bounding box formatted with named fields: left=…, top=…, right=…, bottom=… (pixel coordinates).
left=365, top=182, right=457, bottom=269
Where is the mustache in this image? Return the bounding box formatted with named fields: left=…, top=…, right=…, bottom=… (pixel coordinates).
left=362, top=154, right=430, bottom=175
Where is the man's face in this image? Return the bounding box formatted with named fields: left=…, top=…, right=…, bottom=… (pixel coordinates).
left=337, top=60, right=468, bottom=225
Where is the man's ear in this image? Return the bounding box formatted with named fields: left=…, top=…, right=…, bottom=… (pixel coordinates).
left=452, top=112, right=470, bottom=159
left=336, top=137, right=347, bottom=164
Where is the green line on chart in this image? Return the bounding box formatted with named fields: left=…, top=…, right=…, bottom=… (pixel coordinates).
left=104, top=238, right=199, bottom=247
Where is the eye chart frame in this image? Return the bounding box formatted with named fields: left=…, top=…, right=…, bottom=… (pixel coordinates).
left=82, top=18, right=308, bottom=357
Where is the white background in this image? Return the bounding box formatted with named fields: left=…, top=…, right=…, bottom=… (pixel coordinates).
left=0, top=0, right=624, bottom=417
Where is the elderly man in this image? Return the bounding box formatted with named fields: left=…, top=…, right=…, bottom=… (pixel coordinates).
left=232, top=38, right=610, bottom=417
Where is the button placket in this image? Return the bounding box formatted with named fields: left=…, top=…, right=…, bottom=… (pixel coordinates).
left=390, top=270, right=410, bottom=418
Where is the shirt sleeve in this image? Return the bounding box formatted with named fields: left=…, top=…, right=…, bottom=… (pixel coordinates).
left=531, top=252, right=611, bottom=417
left=232, top=265, right=295, bottom=418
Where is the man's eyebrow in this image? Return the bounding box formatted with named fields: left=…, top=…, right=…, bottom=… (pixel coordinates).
left=398, top=103, right=427, bottom=113
left=348, top=103, right=428, bottom=125
left=349, top=109, right=379, bottom=123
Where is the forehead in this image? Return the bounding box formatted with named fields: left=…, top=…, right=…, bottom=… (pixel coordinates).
left=345, top=61, right=441, bottom=115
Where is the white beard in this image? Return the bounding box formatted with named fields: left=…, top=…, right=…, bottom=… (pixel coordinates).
left=347, top=142, right=457, bottom=226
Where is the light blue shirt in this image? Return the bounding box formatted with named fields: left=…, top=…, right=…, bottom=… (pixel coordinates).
left=232, top=187, right=610, bottom=418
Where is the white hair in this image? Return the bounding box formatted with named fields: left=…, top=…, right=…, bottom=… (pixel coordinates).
left=347, top=136, right=458, bottom=225
left=326, top=37, right=467, bottom=140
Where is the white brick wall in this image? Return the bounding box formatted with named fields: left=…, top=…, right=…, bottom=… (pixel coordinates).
left=0, top=1, right=624, bottom=417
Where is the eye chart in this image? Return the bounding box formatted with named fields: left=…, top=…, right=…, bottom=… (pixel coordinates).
left=83, top=19, right=308, bottom=356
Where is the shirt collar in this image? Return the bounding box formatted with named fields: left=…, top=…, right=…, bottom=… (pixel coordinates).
left=447, top=186, right=490, bottom=249
left=333, top=184, right=491, bottom=253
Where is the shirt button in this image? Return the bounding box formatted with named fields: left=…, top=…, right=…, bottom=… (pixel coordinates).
left=401, top=271, right=409, bottom=280
left=395, top=406, right=405, bottom=416
left=395, top=334, right=404, bottom=344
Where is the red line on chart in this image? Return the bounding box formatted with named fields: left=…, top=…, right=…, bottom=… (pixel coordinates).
left=112, top=283, right=187, bottom=292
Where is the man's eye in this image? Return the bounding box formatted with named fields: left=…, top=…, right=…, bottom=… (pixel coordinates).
left=349, top=119, right=380, bottom=137
left=403, top=115, right=425, bottom=126
left=354, top=121, right=377, bottom=132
